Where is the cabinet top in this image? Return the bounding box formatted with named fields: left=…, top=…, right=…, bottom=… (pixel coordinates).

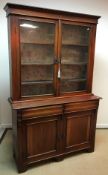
left=4, top=3, right=100, bottom=23
left=9, top=94, right=101, bottom=110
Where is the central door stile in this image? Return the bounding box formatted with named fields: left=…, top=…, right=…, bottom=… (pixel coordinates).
left=56, top=19, right=62, bottom=96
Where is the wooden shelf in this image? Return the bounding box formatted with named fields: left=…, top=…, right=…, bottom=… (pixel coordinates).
left=21, top=42, right=54, bottom=45
left=21, top=63, right=53, bottom=66
left=61, top=62, right=88, bottom=65
left=21, top=42, right=88, bottom=47
left=61, top=78, right=87, bottom=82
left=62, top=43, right=88, bottom=47
left=21, top=61, right=88, bottom=66
left=21, top=80, right=53, bottom=85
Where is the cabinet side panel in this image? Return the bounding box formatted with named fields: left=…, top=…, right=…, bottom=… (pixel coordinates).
left=8, top=16, right=21, bottom=100
left=88, top=109, right=98, bottom=152
left=86, top=25, right=97, bottom=92
left=12, top=109, right=27, bottom=172
left=8, top=16, right=12, bottom=98
left=12, top=109, right=18, bottom=159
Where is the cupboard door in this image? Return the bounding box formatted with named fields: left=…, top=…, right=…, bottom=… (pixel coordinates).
left=60, top=22, right=91, bottom=94
left=23, top=114, right=62, bottom=162
left=19, top=19, right=58, bottom=97
left=65, top=111, right=95, bottom=152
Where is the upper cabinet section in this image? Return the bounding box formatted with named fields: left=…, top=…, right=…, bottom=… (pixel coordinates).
left=4, top=3, right=100, bottom=100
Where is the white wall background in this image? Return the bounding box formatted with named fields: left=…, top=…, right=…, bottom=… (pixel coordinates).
left=0, top=0, right=108, bottom=128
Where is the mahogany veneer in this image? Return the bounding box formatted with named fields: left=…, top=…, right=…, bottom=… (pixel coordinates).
left=4, top=3, right=101, bottom=173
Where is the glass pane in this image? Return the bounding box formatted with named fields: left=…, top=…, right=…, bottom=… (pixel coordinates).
left=21, top=81, right=53, bottom=96
left=61, top=80, right=86, bottom=92
left=60, top=23, right=90, bottom=93
left=62, top=24, right=90, bottom=45
left=20, top=20, right=55, bottom=97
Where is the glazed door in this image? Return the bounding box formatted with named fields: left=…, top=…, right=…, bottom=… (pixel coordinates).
left=59, top=21, right=92, bottom=94
left=19, top=18, right=58, bottom=97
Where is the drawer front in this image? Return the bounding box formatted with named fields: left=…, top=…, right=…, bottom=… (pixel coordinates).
left=64, top=100, right=99, bottom=113
left=22, top=105, right=63, bottom=119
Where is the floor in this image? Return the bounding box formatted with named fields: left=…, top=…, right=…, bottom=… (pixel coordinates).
left=0, top=129, right=108, bottom=175
left=0, top=128, right=5, bottom=141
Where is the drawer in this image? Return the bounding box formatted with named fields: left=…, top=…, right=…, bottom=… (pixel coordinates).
left=64, top=100, right=99, bottom=113
left=22, top=105, right=62, bottom=119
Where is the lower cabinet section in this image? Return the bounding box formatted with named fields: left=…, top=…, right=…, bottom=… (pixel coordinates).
left=12, top=99, right=99, bottom=172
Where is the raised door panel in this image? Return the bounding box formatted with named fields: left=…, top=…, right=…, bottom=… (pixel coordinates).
left=65, top=111, right=93, bottom=152
left=23, top=114, right=62, bottom=162
left=27, top=119, right=57, bottom=157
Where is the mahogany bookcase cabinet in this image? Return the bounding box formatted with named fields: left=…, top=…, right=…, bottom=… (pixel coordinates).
left=4, top=3, right=101, bottom=173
